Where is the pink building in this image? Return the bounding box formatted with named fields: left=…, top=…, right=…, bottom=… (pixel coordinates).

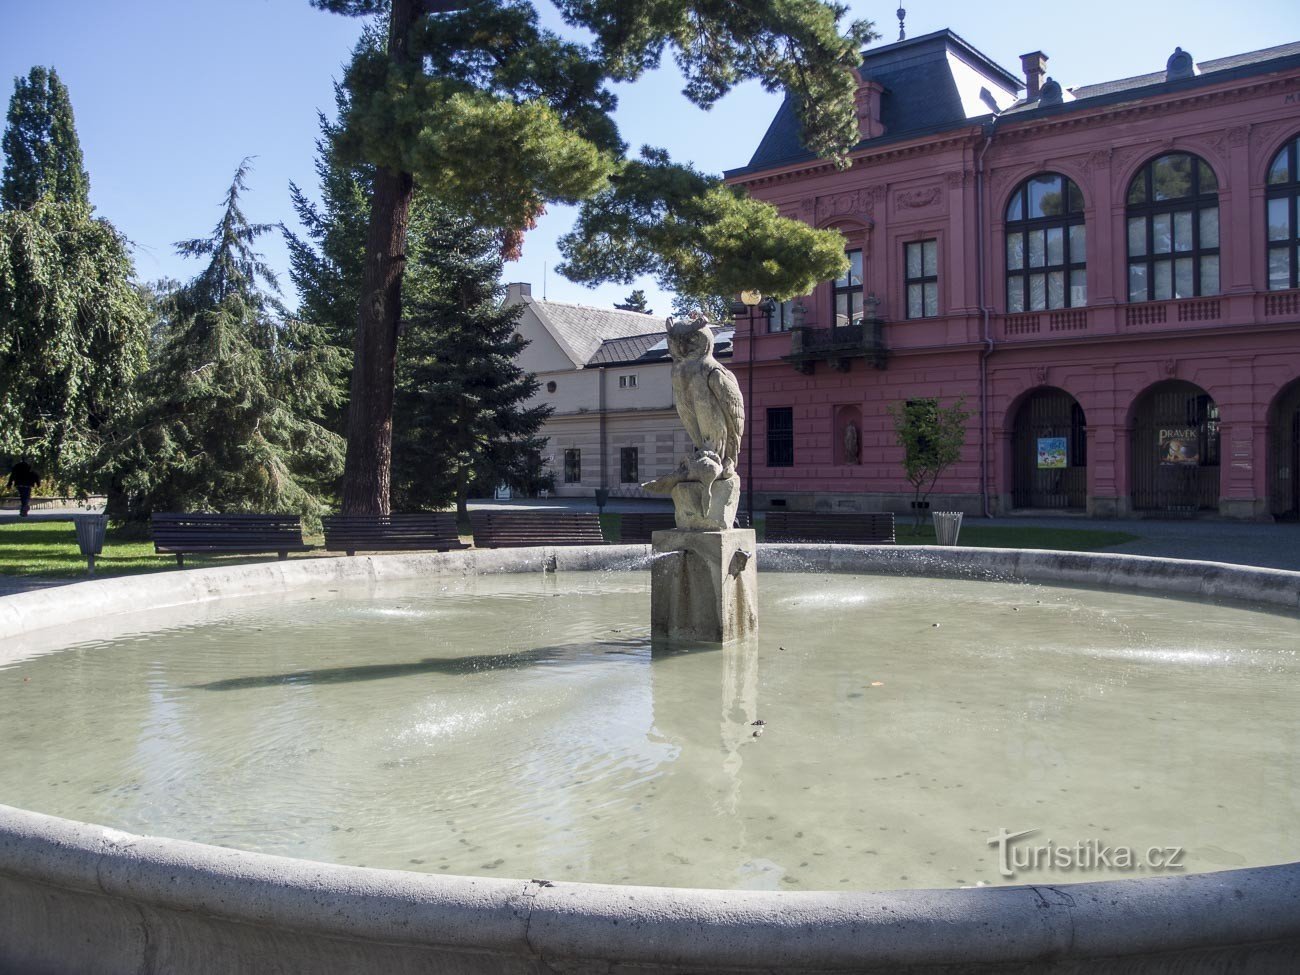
left=726, top=31, right=1300, bottom=520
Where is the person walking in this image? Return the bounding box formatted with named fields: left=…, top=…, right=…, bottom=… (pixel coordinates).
left=7, top=460, right=39, bottom=517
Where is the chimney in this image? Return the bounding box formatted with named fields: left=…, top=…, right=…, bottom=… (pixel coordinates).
left=505, top=282, right=532, bottom=305
left=850, top=68, right=887, bottom=140
left=1020, top=51, right=1048, bottom=101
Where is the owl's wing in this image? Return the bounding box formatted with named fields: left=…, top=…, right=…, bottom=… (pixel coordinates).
left=707, top=366, right=746, bottom=471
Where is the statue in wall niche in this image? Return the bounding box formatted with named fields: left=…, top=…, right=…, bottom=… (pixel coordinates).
left=843, top=422, right=860, bottom=464
left=642, top=310, right=745, bottom=530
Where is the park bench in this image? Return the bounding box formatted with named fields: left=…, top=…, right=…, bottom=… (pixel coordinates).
left=616, top=511, right=677, bottom=543
left=762, top=511, right=895, bottom=544
left=151, top=513, right=313, bottom=566
left=617, top=511, right=752, bottom=541
left=470, top=511, right=605, bottom=548
left=322, top=513, right=468, bottom=556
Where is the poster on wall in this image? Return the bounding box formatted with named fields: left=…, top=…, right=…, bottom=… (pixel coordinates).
left=1037, top=437, right=1067, bottom=469
left=1159, top=428, right=1200, bottom=465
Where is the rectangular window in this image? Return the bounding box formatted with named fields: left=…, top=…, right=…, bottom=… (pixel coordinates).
left=904, top=239, right=939, bottom=319
left=618, top=374, right=638, bottom=389
left=563, top=449, right=581, bottom=484
left=619, top=447, right=638, bottom=483
left=768, top=298, right=798, bottom=333
left=766, top=407, right=794, bottom=468
left=832, top=249, right=863, bottom=327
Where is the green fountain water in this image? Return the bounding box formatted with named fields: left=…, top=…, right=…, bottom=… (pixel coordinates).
left=0, top=570, right=1295, bottom=890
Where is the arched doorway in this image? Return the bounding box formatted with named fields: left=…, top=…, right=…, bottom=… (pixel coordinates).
left=1130, top=381, right=1220, bottom=512
left=1268, top=380, right=1300, bottom=520
left=1011, top=388, right=1087, bottom=509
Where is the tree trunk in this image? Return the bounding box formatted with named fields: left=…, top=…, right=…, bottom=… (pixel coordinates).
left=340, top=0, right=420, bottom=515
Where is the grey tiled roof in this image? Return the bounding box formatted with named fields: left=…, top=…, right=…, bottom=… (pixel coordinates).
left=530, top=300, right=662, bottom=366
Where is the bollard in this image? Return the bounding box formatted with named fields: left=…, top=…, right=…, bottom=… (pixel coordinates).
left=73, top=514, right=108, bottom=575
left=932, top=511, right=963, bottom=546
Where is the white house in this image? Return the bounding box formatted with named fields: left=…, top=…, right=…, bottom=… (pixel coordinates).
left=506, top=283, right=734, bottom=498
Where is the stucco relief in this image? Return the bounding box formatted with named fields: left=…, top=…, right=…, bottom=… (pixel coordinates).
left=1251, top=120, right=1298, bottom=176
left=815, top=189, right=877, bottom=223
left=895, top=185, right=943, bottom=210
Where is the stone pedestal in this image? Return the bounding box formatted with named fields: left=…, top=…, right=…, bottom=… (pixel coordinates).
left=651, top=528, right=757, bottom=644
left=670, top=474, right=740, bottom=531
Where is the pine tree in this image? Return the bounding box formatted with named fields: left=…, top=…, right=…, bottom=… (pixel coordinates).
left=1, top=66, right=89, bottom=209
left=310, top=0, right=875, bottom=513
left=615, top=289, right=652, bottom=314
left=98, top=161, right=345, bottom=523
left=392, top=205, right=550, bottom=517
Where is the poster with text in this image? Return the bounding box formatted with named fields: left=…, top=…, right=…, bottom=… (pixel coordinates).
left=1159, top=428, right=1200, bottom=465
left=1037, top=437, right=1067, bottom=469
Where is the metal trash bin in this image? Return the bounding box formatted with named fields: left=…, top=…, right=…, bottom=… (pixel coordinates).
left=932, top=511, right=963, bottom=546
left=73, top=514, right=108, bottom=574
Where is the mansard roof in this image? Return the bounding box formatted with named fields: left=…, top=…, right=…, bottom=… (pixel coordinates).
left=736, top=29, right=1021, bottom=175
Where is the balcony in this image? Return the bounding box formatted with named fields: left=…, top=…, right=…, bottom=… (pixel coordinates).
left=782, top=318, right=887, bottom=374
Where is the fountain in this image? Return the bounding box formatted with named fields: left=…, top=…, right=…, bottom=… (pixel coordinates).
left=1, top=316, right=1300, bottom=968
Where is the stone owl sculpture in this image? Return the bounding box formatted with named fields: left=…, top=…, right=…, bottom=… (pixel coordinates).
left=666, top=310, right=745, bottom=480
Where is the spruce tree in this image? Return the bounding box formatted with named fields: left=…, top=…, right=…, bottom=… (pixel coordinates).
left=1, top=66, right=89, bottom=210
left=99, top=162, right=345, bottom=523
left=311, top=0, right=875, bottom=513
left=0, top=202, right=148, bottom=480
left=392, top=205, right=550, bottom=517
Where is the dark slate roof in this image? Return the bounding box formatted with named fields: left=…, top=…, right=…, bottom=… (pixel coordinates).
left=586, top=328, right=734, bottom=367
left=586, top=332, right=663, bottom=365
left=739, top=29, right=1021, bottom=174
left=1069, top=40, right=1300, bottom=100
left=731, top=33, right=1300, bottom=179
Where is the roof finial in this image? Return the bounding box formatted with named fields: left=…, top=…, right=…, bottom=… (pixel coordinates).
left=897, top=6, right=906, bottom=41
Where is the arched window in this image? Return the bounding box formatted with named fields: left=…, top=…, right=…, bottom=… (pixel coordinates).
left=1126, top=153, right=1219, bottom=302
left=1267, top=134, right=1300, bottom=291
left=1005, top=173, right=1086, bottom=313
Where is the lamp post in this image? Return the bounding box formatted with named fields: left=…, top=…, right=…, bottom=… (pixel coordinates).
left=733, top=291, right=775, bottom=530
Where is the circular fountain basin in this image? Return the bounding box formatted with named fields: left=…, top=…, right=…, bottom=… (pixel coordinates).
left=1, top=545, right=1299, bottom=972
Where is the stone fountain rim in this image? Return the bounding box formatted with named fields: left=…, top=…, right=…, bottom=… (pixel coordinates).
left=1, top=543, right=1298, bottom=971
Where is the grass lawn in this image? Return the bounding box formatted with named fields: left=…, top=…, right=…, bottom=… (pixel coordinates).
left=0, top=517, right=1138, bottom=581
left=0, top=522, right=328, bottom=579
left=891, top=523, right=1139, bottom=551
left=597, top=511, right=1135, bottom=552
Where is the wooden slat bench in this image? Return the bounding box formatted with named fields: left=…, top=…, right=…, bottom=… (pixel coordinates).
left=322, top=513, right=468, bottom=556
left=763, top=511, right=896, bottom=544
left=617, top=511, right=677, bottom=543
left=470, top=511, right=605, bottom=548
left=151, top=513, right=314, bottom=567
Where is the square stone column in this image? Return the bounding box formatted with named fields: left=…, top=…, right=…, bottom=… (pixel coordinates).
left=651, top=528, right=757, bottom=644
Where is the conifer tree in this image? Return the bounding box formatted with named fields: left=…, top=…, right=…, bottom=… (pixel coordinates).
left=0, top=202, right=148, bottom=480
left=392, top=205, right=550, bottom=517
left=1, top=66, right=89, bottom=210
left=99, top=162, right=345, bottom=523
left=311, top=0, right=875, bottom=513
left=615, top=289, right=651, bottom=314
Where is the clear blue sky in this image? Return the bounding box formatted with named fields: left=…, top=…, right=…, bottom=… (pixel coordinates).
left=3, top=0, right=1298, bottom=315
